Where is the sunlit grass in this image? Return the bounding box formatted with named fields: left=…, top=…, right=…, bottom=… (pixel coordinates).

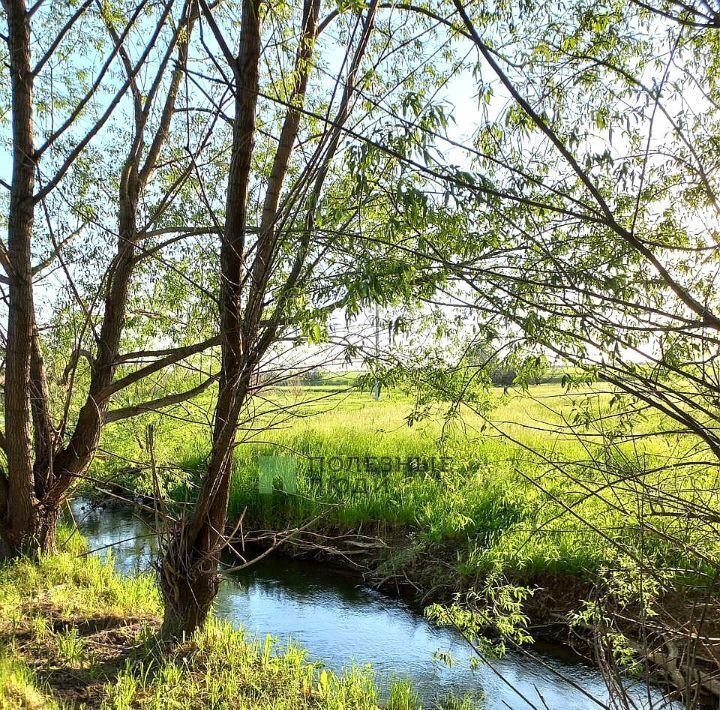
left=0, top=549, right=446, bottom=709
left=0, top=648, right=63, bottom=710
left=94, top=381, right=720, bottom=583
left=0, top=533, right=161, bottom=630
left=102, top=618, right=413, bottom=709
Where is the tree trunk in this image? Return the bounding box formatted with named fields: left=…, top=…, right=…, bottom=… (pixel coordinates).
left=157, top=0, right=345, bottom=637
left=158, top=0, right=262, bottom=637
left=158, top=522, right=221, bottom=638
left=158, top=378, right=250, bottom=636
left=1, top=498, right=58, bottom=559
left=0, top=0, right=201, bottom=558
left=1, top=0, right=45, bottom=556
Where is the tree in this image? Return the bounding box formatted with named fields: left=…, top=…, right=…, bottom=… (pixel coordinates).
left=157, top=0, right=374, bottom=636
left=358, top=0, right=720, bottom=698
left=154, top=0, right=466, bottom=635
left=0, top=0, right=214, bottom=556
left=264, top=0, right=720, bottom=697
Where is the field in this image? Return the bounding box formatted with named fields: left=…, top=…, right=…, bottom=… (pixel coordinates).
left=92, top=379, right=715, bottom=593
left=4, top=379, right=715, bottom=707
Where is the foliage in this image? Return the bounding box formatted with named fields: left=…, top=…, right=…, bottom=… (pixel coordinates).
left=426, top=573, right=535, bottom=657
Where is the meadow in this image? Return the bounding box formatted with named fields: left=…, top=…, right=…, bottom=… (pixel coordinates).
left=92, top=377, right=715, bottom=594
left=5, top=377, right=713, bottom=707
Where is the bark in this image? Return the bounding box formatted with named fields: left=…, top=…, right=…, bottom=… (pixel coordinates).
left=0, top=504, right=58, bottom=560
left=159, top=0, right=263, bottom=636
left=2, top=0, right=42, bottom=555
left=159, top=527, right=221, bottom=638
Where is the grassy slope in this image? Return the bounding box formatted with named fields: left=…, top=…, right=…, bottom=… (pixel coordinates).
left=0, top=536, right=467, bottom=709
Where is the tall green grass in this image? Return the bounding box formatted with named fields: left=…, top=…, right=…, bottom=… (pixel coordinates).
left=93, top=383, right=719, bottom=582
left=102, top=618, right=424, bottom=710
left=1, top=546, right=474, bottom=709
left=0, top=650, right=63, bottom=710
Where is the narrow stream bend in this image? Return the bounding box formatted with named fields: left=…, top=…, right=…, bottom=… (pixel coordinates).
left=69, top=500, right=679, bottom=710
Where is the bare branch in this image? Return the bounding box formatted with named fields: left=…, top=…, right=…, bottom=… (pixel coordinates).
left=34, top=0, right=174, bottom=202
left=103, top=335, right=221, bottom=398
left=105, top=375, right=218, bottom=423
left=32, top=0, right=94, bottom=76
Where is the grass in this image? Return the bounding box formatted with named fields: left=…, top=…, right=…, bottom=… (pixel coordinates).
left=0, top=650, right=61, bottom=710
left=8, top=379, right=716, bottom=707
left=102, top=619, right=458, bottom=710
left=92, top=380, right=720, bottom=597
left=1, top=541, right=472, bottom=709
left=0, top=530, right=160, bottom=625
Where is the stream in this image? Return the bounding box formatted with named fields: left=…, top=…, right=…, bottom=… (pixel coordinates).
left=69, top=499, right=679, bottom=709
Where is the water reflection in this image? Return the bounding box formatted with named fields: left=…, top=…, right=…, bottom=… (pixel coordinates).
left=68, top=499, right=679, bottom=709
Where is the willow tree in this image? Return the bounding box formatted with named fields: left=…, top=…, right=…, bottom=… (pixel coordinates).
left=346, top=0, right=720, bottom=698
left=0, top=0, right=215, bottom=556
left=441, top=0, right=720, bottom=522
left=154, top=0, right=466, bottom=634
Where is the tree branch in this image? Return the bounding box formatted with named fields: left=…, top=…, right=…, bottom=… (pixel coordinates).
left=34, top=0, right=174, bottom=202
left=452, top=0, right=720, bottom=330
left=102, top=334, right=221, bottom=398
left=105, top=374, right=218, bottom=423
left=32, top=0, right=94, bottom=76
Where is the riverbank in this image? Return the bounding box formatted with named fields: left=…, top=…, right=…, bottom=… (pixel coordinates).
left=76, top=498, right=663, bottom=709
left=229, top=510, right=719, bottom=707
left=95, top=384, right=713, bottom=581
left=0, top=539, right=445, bottom=709
left=86, top=383, right=719, bottom=704
left=71, top=497, right=694, bottom=709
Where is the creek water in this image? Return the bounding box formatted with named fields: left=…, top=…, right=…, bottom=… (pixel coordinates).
left=69, top=499, right=679, bottom=709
